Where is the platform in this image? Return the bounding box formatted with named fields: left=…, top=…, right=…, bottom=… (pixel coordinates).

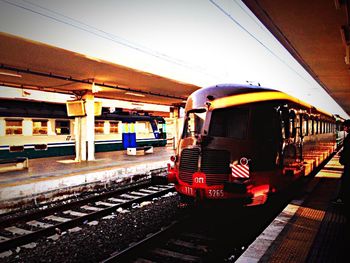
left=237, top=152, right=348, bottom=262
left=0, top=147, right=173, bottom=213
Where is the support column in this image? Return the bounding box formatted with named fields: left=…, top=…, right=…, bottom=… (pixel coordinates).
left=83, top=92, right=95, bottom=161
left=74, top=91, right=95, bottom=162
left=75, top=116, right=83, bottom=162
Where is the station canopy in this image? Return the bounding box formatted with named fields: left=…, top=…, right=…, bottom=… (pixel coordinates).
left=243, top=0, right=350, bottom=116
left=0, top=32, right=200, bottom=106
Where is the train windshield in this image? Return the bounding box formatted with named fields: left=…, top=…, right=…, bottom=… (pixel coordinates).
left=209, top=107, right=249, bottom=139
left=183, top=108, right=206, bottom=138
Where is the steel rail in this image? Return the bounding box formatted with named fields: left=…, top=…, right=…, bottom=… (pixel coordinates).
left=101, top=220, right=180, bottom=263
left=0, top=185, right=174, bottom=253
left=0, top=179, right=152, bottom=228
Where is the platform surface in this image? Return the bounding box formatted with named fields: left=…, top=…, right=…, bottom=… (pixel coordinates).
left=237, top=153, right=348, bottom=263
left=0, top=147, right=174, bottom=208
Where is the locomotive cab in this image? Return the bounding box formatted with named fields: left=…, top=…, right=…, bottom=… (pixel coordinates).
left=168, top=87, right=286, bottom=205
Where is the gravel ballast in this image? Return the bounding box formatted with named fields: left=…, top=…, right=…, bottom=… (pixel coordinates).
left=1, top=194, right=181, bottom=263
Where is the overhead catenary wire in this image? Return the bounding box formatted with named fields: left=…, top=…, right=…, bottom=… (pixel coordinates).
left=232, top=0, right=271, bottom=34
left=0, top=0, right=217, bottom=80
left=209, top=0, right=315, bottom=87
left=0, top=0, right=325, bottom=92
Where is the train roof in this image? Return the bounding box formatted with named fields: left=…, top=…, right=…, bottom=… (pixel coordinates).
left=189, top=84, right=273, bottom=99
left=186, top=84, right=333, bottom=117
left=0, top=99, right=165, bottom=122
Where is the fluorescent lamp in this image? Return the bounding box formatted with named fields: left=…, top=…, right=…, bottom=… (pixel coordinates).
left=125, top=92, right=145, bottom=97
left=92, top=82, right=102, bottom=93
left=0, top=71, right=22, bottom=78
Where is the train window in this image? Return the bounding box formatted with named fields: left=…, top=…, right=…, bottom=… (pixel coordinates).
left=308, top=119, right=313, bottom=135
left=314, top=120, right=318, bottom=134
left=33, top=120, right=48, bottom=135
left=34, top=144, right=48, bottom=151
left=95, top=121, right=104, bottom=134
left=295, top=114, right=301, bottom=138
left=9, top=145, right=24, bottom=152
left=322, top=121, right=325, bottom=133
left=55, top=120, right=70, bottom=135
left=135, top=121, right=152, bottom=134
left=209, top=107, right=249, bottom=139
left=321, top=121, right=326, bottom=133
left=110, top=121, right=119, bottom=134
left=5, top=119, right=23, bottom=135
left=280, top=108, right=289, bottom=139
left=289, top=116, right=295, bottom=138
left=302, top=116, right=308, bottom=136
left=183, top=109, right=206, bottom=138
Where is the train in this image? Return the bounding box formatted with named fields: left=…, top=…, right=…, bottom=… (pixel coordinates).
left=0, top=99, right=167, bottom=159
left=167, top=84, right=340, bottom=206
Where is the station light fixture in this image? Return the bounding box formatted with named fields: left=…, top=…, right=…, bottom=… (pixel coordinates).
left=0, top=71, right=22, bottom=78
left=92, top=82, right=102, bottom=93
left=125, top=92, right=145, bottom=97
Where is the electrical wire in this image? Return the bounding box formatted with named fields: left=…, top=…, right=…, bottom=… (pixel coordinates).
left=0, top=0, right=213, bottom=77
left=209, top=0, right=314, bottom=86
left=232, top=0, right=270, bottom=33
left=21, top=0, right=189, bottom=67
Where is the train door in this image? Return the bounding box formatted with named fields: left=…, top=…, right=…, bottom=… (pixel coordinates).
left=149, top=119, right=160, bottom=139
left=250, top=105, right=282, bottom=171
left=122, top=122, right=136, bottom=149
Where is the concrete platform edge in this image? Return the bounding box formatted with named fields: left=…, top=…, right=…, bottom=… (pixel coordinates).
left=0, top=160, right=168, bottom=213
left=236, top=179, right=320, bottom=263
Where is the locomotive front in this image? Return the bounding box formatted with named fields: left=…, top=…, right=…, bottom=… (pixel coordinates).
left=167, top=85, right=276, bottom=206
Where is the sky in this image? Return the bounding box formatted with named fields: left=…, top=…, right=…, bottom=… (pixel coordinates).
left=0, top=0, right=349, bottom=118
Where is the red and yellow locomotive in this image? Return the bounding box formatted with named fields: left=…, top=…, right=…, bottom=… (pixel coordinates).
left=167, top=84, right=337, bottom=206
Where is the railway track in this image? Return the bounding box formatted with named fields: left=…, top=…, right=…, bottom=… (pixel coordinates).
left=101, top=203, right=280, bottom=263
left=0, top=183, right=175, bottom=253
left=102, top=177, right=314, bottom=262
left=103, top=221, right=219, bottom=262
left=1, top=156, right=331, bottom=261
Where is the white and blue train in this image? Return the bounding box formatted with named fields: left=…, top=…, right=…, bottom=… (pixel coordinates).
left=0, top=99, right=167, bottom=159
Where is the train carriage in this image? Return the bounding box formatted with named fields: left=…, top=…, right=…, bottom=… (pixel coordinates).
left=0, top=99, right=167, bottom=159
left=167, top=84, right=337, bottom=206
